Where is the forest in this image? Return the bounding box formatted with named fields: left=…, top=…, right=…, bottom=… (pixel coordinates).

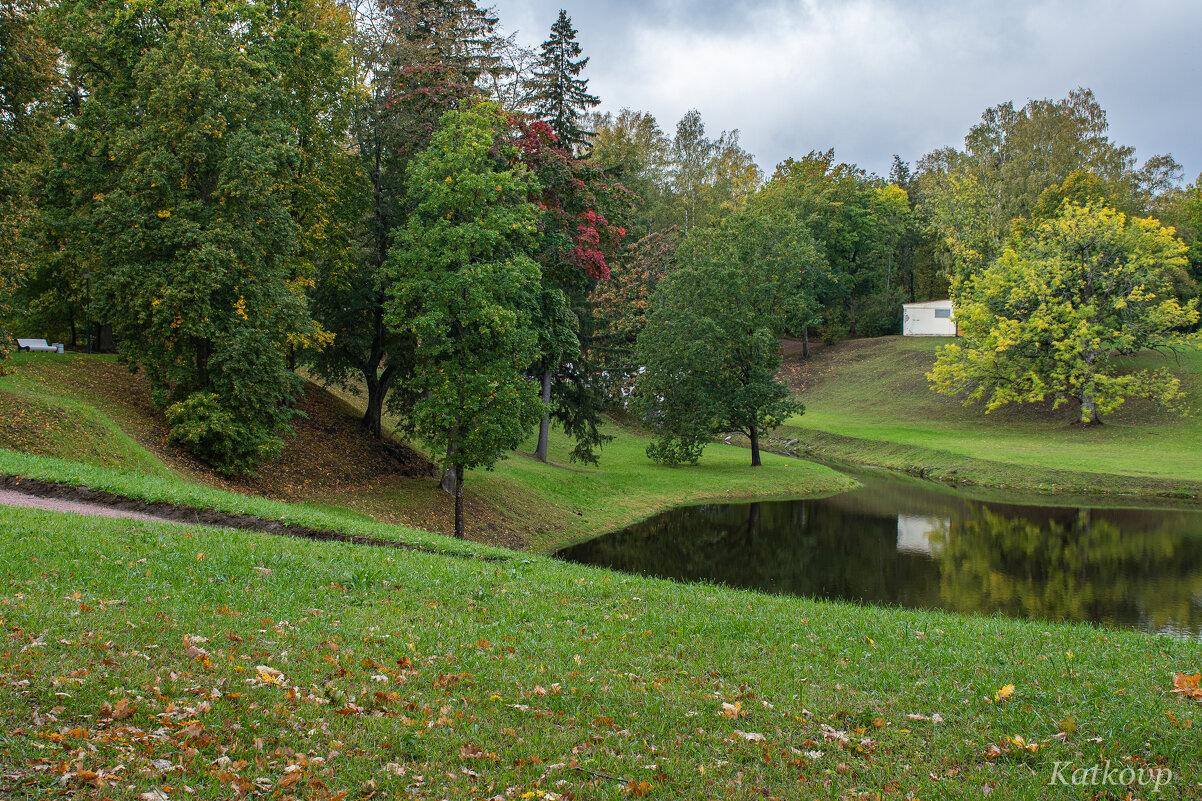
left=2, top=0, right=1200, bottom=535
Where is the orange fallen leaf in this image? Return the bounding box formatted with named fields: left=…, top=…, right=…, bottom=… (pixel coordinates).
left=1172, top=672, right=1202, bottom=701
left=626, top=780, right=653, bottom=796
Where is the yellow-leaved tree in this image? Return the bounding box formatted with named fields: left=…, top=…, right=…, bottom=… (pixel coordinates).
left=928, top=202, right=1199, bottom=425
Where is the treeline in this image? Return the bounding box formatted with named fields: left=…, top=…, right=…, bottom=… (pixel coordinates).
left=2, top=1, right=1201, bottom=523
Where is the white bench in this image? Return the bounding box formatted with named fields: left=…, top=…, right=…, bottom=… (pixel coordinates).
left=16, top=339, right=64, bottom=353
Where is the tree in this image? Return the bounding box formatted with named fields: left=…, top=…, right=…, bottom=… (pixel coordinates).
left=762, top=150, right=908, bottom=338
left=915, top=89, right=1178, bottom=282
left=0, top=0, right=58, bottom=370
left=1158, top=172, right=1202, bottom=299
left=928, top=202, right=1199, bottom=425
left=308, top=0, right=499, bottom=439
left=633, top=206, right=813, bottom=466
left=383, top=101, right=544, bottom=538
left=587, top=108, right=672, bottom=235
left=51, top=3, right=319, bottom=472
left=515, top=118, right=631, bottom=465
left=588, top=227, right=678, bottom=399
left=529, top=9, right=598, bottom=152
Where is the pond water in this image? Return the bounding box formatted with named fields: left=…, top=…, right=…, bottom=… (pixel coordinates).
left=557, top=470, right=1202, bottom=636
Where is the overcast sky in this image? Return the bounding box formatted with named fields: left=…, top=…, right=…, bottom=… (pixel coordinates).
left=490, top=0, right=1201, bottom=182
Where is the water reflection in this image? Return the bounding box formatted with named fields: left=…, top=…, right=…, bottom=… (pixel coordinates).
left=557, top=473, right=1202, bottom=636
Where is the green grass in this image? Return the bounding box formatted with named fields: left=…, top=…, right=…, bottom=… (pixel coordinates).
left=0, top=354, right=855, bottom=553
left=779, top=337, right=1202, bottom=497
left=374, top=421, right=856, bottom=554
left=1, top=505, right=1198, bottom=800
left=0, top=449, right=495, bottom=559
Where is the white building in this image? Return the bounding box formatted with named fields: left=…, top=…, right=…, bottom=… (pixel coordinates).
left=902, top=299, right=957, bottom=337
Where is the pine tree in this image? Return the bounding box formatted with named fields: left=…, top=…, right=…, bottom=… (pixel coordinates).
left=530, top=10, right=599, bottom=151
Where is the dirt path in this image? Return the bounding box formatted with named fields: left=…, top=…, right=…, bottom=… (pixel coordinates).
left=0, top=487, right=174, bottom=524
left=0, top=475, right=504, bottom=560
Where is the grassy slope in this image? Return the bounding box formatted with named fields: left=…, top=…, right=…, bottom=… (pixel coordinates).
left=1, top=505, right=1199, bottom=800
left=350, top=421, right=854, bottom=554
left=777, top=337, right=1202, bottom=496
left=0, top=354, right=854, bottom=552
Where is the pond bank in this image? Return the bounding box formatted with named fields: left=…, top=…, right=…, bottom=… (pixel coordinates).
left=728, top=428, right=1202, bottom=503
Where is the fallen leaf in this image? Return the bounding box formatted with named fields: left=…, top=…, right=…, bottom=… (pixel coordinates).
left=626, top=780, right=653, bottom=796
left=1171, top=672, right=1202, bottom=700
left=995, top=684, right=1015, bottom=702
left=732, top=730, right=765, bottom=741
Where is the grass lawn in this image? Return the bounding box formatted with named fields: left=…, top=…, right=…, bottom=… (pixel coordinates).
left=351, top=420, right=855, bottom=554
left=0, top=354, right=854, bottom=553
left=1, top=504, right=1199, bottom=800
left=777, top=337, right=1202, bottom=496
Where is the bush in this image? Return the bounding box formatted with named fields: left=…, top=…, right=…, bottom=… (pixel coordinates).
left=165, top=392, right=285, bottom=475
left=645, top=435, right=705, bottom=466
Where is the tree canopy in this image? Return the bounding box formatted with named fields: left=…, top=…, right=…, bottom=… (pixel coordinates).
left=929, top=201, right=1199, bottom=424
left=383, top=101, right=545, bottom=537
left=634, top=205, right=813, bottom=465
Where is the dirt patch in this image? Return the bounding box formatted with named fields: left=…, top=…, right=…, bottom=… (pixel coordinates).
left=6, top=356, right=438, bottom=496
left=0, top=474, right=506, bottom=561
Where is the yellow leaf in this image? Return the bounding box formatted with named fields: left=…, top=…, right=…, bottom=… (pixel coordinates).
left=995, top=684, right=1015, bottom=701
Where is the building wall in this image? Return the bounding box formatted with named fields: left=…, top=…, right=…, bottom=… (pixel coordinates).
left=902, top=302, right=957, bottom=336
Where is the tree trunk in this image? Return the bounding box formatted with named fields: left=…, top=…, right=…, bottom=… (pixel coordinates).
left=534, top=368, right=552, bottom=462
left=1079, top=392, right=1100, bottom=426
left=453, top=464, right=465, bottom=539
left=1079, top=355, right=1100, bottom=425
left=802, top=326, right=809, bottom=359
left=363, top=380, right=385, bottom=438
left=749, top=424, right=762, bottom=467
left=361, top=363, right=398, bottom=439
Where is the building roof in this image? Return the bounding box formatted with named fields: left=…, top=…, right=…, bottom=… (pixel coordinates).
left=902, top=299, right=953, bottom=309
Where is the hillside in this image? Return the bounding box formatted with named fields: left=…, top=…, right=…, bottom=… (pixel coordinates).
left=775, top=336, right=1202, bottom=497
left=0, top=353, right=854, bottom=552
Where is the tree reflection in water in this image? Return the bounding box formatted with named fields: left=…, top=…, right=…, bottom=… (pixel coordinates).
left=558, top=473, right=1202, bottom=635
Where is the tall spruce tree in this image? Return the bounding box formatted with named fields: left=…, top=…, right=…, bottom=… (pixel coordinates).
left=530, top=10, right=598, bottom=151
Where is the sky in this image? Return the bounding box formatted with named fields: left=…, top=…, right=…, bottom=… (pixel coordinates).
left=489, top=0, right=1202, bottom=182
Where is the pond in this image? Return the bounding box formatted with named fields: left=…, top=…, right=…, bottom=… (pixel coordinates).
left=556, top=469, right=1202, bottom=637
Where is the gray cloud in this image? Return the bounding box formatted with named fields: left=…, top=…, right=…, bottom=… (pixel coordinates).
left=492, top=0, right=1201, bottom=181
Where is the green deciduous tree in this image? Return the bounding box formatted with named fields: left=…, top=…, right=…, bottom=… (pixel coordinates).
left=308, top=0, right=506, bottom=439
left=54, top=2, right=319, bottom=472
left=529, top=9, right=598, bottom=152
left=634, top=206, right=813, bottom=466
left=1159, top=172, right=1202, bottom=299
left=929, top=202, right=1199, bottom=425
left=762, top=150, right=909, bottom=338
left=383, top=101, right=544, bottom=537
left=0, top=0, right=59, bottom=369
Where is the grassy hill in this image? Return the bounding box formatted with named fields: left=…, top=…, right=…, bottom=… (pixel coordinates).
left=0, top=352, right=853, bottom=552
left=2, top=497, right=1199, bottom=800
left=774, top=337, right=1202, bottom=498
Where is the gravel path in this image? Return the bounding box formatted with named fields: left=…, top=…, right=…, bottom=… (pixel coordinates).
left=0, top=488, right=177, bottom=524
